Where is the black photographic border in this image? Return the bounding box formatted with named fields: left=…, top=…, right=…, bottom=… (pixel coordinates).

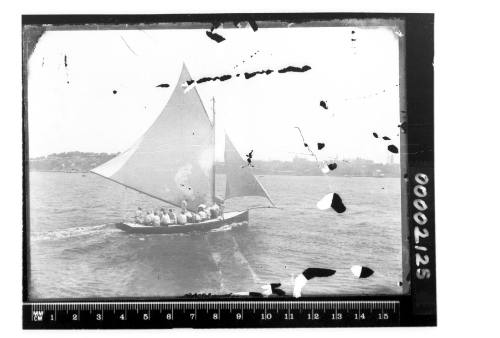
left=22, top=12, right=435, bottom=328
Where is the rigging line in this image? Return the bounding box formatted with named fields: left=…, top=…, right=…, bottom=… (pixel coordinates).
left=115, top=147, right=322, bottom=161
left=293, top=126, right=335, bottom=192
left=120, top=35, right=138, bottom=56
left=344, top=83, right=400, bottom=101
left=89, top=170, right=198, bottom=213
left=138, top=29, right=156, bottom=43
left=294, top=126, right=320, bottom=164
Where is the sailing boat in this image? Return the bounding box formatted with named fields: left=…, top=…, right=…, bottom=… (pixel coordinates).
left=91, top=64, right=274, bottom=234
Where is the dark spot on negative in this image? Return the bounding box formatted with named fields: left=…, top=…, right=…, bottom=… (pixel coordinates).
left=320, top=100, right=328, bottom=109
left=303, top=143, right=308, bottom=148
left=358, top=266, right=374, bottom=278
left=278, top=65, right=312, bottom=73
left=245, top=150, right=254, bottom=167
left=248, top=292, right=263, bottom=297
left=388, top=145, right=399, bottom=153
left=373, top=132, right=379, bottom=138
left=302, top=268, right=336, bottom=280
left=351, top=30, right=355, bottom=34
left=331, top=193, right=346, bottom=213
left=317, top=143, right=325, bottom=150
left=156, top=83, right=170, bottom=88
left=197, top=75, right=232, bottom=84
left=206, top=31, right=225, bottom=43
left=184, top=65, right=310, bottom=88
left=64, top=54, right=68, bottom=67
left=244, top=69, right=273, bottom=79
left=327, top=163, right=337, bottom=171
left=113, top=90, right=117, bottom=94
left=351, top=38, right=356, bottom=42
left=382, top=136, right=391, bottom=141
left=272, top=287, right=285, bottom=296
left=197, top=77, right=212, bottom=84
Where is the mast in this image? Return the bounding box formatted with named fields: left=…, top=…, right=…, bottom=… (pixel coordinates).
left=211, top=96, right=216, bottom=203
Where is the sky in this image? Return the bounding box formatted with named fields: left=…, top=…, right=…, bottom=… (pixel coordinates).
left=28, top=23, right=403, bottom=163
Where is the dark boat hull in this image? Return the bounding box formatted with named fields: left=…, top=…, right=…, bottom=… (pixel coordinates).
left=115, top=210, right=249, bottom=234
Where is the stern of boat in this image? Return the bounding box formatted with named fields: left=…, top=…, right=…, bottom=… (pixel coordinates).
left=222, top=210, right=249, bottom=225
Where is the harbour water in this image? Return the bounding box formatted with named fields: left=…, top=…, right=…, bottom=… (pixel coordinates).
left=28, top=172, right=403, bottom=299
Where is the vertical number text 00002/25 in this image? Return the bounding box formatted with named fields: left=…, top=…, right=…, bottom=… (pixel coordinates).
left=412, top=173, right=431, bottom=280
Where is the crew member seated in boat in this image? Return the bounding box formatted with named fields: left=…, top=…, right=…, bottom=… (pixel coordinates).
left=167, top=208, right=177, bottom=224
left=144, top=210, right=154, bottom=226
left=160, top=208, right=171, bottom=226
left=204, top=205, right=212, bottom=218
left=186, top=211, right=194, bottom=223
left=180, top=200, right=194, bottom=223
left=178, top=210, right=188, bottom=224
left=197, top=205, right=208, bottom=221
left=209, top=203, right=220, bottom=219
left=152, top=211, right=161, bottom=227
left=220, top=201, right=225, bottom=219
left=135, top=207, right=144, bottom=224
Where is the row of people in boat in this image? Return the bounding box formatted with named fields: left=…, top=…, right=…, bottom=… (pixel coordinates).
left=134, top=200, right=223, bottom=226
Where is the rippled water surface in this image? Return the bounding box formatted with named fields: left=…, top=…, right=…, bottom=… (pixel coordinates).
left=28, top=172, right=403, bottom=299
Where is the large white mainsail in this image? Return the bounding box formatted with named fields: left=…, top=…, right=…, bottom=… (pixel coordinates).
left=91, top=64, right=215, bottom=212
left=224, top=133, right=274, bottom=206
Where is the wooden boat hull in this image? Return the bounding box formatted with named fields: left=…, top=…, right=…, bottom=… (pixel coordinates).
left=115, top=210, right=249, bottom=234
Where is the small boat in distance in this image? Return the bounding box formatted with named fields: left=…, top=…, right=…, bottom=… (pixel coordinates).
left=91, top=64, right=274, bottom=234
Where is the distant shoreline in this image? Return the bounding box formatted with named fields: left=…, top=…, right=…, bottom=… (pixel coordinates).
left=28, top=151, right=400, bottom=178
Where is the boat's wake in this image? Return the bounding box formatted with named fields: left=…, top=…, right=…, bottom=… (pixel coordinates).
left=31, top=223, right=119, bottom=242
left=209, top=221, right=248, bottom=233
left=207, top=232, right=261, bottom=294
